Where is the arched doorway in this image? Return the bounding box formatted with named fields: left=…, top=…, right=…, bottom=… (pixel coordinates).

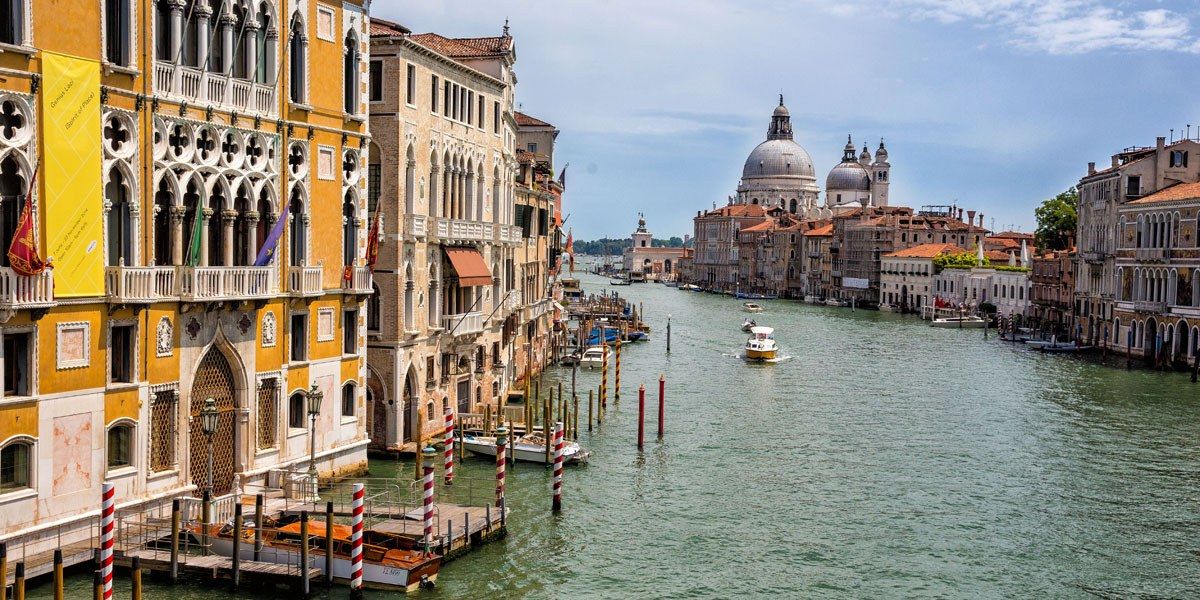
left=189, top=347, right=238, bottom=495
left=365, top=367, right=388, bottom=451
left=403, top=366, right=418, bottom=443
left=1144, top=317, right=1159, bottom=366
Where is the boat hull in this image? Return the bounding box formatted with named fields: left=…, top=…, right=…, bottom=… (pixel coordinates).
left=462, top=437, right=590, bottom=464
left=744, top=348, right=777, bottom=361
left=931, top=319, right=986, bottom=329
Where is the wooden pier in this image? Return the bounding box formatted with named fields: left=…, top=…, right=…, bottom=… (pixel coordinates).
left=113, top=548, right=321, bottom=586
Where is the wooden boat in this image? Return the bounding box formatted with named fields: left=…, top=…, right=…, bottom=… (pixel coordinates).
left=744, top=326, right=778, bottom=361
left=623, top=330, right=650, bottom=342
left=741, top=318, right=756, bottom=332
left=1038, top=343, right=1092, bottom=353
left=462, top=431, right=591, bottom=464
left=579, top=345, right=609, bottom=368
left=742, top=302, right=764, bottom=313
left=193, top=515, right=441, bottom=592
left=559, top=351, right=581, bottom=367
left=931, top=316, right=986, bottom=329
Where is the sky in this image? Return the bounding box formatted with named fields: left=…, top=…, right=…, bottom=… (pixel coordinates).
left=378, top=0, right=1200, bottom=240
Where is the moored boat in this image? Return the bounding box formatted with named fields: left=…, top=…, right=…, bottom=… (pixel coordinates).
left=579, top=345, right=609, bottom=368
left=744, top=326, right=778, bottom=361
left=931, top=315, right=986, bottom=328
left=462, top=431, right=591, bottom=464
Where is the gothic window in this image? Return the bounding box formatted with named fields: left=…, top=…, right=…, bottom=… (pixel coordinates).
left=288, top=188, right=306, bottom=266
left=255, top=2, right=273, bottom=83
left=0, top=440, right=31, bottom=492
left=105, top=0, right=132, bottom=66
left=368, top=145, right=381, bottom=214
left=106, top=423, right=134, bottom=469
left=182, top=179, right=202, bottom=265
left=0, top=156, right=26, bottom=268
left=343, top=190, right=358, bottom=268
left=231, top=4, right=247, bottom=78
left=233, top=184, right=252, bottom=265
left=181, top=0, right=199, bottom=67
left=149, top=389, right=177, bottom=471
left=106, top=167, right=135, bottom=267
left=207, top=182, right=226, bottom=266
left=154, top=0, right=171, bottom=60
left=341, top=382, right=355, bottom=417
left=368, top=283, right=381, bottom=332
left=154, top=179, right=172, bottom=265
left=288, top=13, right=307, bottom=103
left=256, top=379, right=279, bottom=449
left=255, top=189, right=272, bottom=261
left=343, top=31, right=359, bottom=114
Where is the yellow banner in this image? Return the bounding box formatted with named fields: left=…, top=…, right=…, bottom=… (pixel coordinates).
left=42, top=52, right=104, bottom=297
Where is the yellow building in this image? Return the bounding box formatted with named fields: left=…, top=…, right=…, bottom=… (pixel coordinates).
left=0, top=0, right=372, bottom=567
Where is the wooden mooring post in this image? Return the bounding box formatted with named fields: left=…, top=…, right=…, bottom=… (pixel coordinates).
left=299, top=511, right=311, bottom=597
left=658, top=374, right=666, bottom=440
left=169, top=499, right=180, bottom=582
left=92, top=570, right=102, bottom=600
left=614, top=339, right=622, bottom=400
left=588, top=390, right=594, bottom=432
left=0, top=542, right=6, bottom=600
left=52, top=549, right=63, bottom=600
left=130, top=556, right=143, bottom=600
left=13, top=562, right=24, bottom=600
left=325, top=501, right=335, bottom=587
left=231, top=502, right=243, bottom=590
left=637, top=384, right=646, bottom=451
left=253, top=494, right=264, bottom=562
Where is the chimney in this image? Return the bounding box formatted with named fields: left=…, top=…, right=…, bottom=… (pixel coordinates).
left=1088, top=161, right=1096, bottom=175
left=966, top=210, right=976, bottom=225
left=957, top=208, right=963, bottom=221
left=1112, top=155, right=1119, bottom=168
left=979, top=213, right=985, bottom=229
left=1157, top=136, right=1166, bottom=151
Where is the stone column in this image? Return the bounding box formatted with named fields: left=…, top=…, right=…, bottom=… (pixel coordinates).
left=168, top=0, right=185, bottom=62
left=221, top=209, right=237, bottom=266
left=264, top=28, right=279, bottom=84
left=245, top=210, right=261, bottom=265
left=200, top=208, right=214, bottom=267
left=244, top=21, right=260, bottom=81
left=220, top=14, right=235, bottom=74
left=195, top=4, right=212, bottom=70
left=170, top=206, right=187, bottom=265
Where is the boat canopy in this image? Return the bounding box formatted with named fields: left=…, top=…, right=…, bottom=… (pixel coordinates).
left=749, top=326, right=774, bottom=335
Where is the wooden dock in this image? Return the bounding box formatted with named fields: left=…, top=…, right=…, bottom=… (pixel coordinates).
left=113, top=547, right=321, bottom=585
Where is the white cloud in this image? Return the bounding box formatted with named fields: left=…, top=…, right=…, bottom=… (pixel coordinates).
left=876, top=0, right=1199, bottom=54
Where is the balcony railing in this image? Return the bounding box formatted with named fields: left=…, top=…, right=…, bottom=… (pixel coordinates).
left=403, top=215, right=427, bottom=240
left=178, top=266, right=277, bottom=302
left=443, top=311, right=485, bottom=336
left=1135, top=248, right=1168, bottom=262
left=1133, top=300, right=1167, bottom=313
left=495, top=224, right=521, bottom=245
left=0, top=267, right=55, bottom=310
left=523, top=298, right=554, bottom=322
left=287, top=266, right=323, bottom=297
left=105, top=266, right=177, bottom=303
left=342, top=266, right=373, bottom=294
left=154, top=61, right=277, bottom=117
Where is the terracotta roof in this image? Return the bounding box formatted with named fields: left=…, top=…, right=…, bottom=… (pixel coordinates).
left=515, top=111, right=554, bottom=128
left=408, top=33, right=513, bottom=59
left=703, top=204, right=767, bottom=218
left=740, top=221, right=773, bottom=233
left=1127, top=181, right=1200, bottom=205
left=990, top=231, right=1034, bottom=240
left=884, top=243, right=963, bottom=259
left=804, top=224, right=833, bottom=236
left=984, top=250, right=1012, bottom=261
left=369, top=18, right=410, bottom=37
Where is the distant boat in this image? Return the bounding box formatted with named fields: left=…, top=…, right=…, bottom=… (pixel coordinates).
left=586, top=326, right=620, bottom=346
left=735, top=291, right=778, bottom=300
left=742, top=302, right=764, bottom=313
left=624, top=330, right=650, bottom=342
left=741, top=318, right=756, bottom=332
left=825, top=298, right=848, bottom=307
left=931, top=316, right=986, bottom=329
left=610, top=279, right=631, bottom=286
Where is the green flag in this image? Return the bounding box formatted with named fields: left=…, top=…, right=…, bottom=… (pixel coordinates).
left=186, top=205, right=204, bottom=267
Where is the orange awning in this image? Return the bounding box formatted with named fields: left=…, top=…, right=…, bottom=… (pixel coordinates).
left=445, top=247, right=492, bottom=287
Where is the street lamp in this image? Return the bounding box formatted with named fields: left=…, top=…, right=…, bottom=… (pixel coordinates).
left=306, top=384, right=323, bottom=486
left=199, top=397, right=219, bottom=496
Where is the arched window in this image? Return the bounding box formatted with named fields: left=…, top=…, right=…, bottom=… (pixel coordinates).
left=368, top=143, right=381, bottom=214
left=154, top=0, right=171, bottom=60
left=154, top=178, right=173, bottom=265
left=343, top=190, right=358, bottom=268
left=404, top=146, right=416, bottom=215
left=288, top=391, right=306, bottom=429
left=106, top=167, right=135, bottom=267
left=255, top=2, right=273, bottom=83
left=182, top=179, right=202, bottom=265
left=0, top=156, right=26, bottom=268
left=230, top=4, right=247, bottom=78
left=255, top=188, right=272, bottom=262
left=343, top=31, right=359, bottom=114
left=404, top=265, right=415, bottom=331
left=368, top=283, right=381, bottom=331
left=288, top=13, right=306, bottom=103
left=288, top=188, right=306, bottom=266
left=0, top=439, right=31, bottom=491
left=107, top=423, right=134, bottom=469
left=341, top=382, right=355, bottom=417
left=207, top=182, right=226, bottom=266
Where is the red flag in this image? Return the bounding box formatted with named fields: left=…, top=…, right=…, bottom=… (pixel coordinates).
left=565, top=229, right=574, bottom=274
left=365, top=211, right=381, bottom=271
left=7, top=168, right=45, bottom=277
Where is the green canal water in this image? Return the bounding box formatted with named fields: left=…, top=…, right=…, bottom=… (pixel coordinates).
left=33, top=271, right=1200, bottom=598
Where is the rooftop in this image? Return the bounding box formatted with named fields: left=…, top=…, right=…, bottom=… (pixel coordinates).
left=1127, top=181, right=1200, bottom=205
left=884, top=243, right=963, bottom=259
left=407, top=32, right=513, bottom=59
left=515, top=111, right=555, bottom=128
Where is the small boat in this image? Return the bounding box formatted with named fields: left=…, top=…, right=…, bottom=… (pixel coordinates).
left=559, top=351, right=581, bottom=367
left=586, top=326, right=620, bottom=346
left=741, top=318, right=756, bottom=332
left=663, top=281, right=679, bottom=288
left=462, top=431, right=591, bottom=464
left=744, top=326, right=778, bottom=362
left=742, top=302, right=764, bottom=313
left=1039, top=342, right=1092, bottom=353
left=684, top=284, right=703, bottom=292
left=735, top=291, right=778, bottom=300
left=194, top=515, right=441, bottom=592
left=931, top=316, right=986, bottom=329
left=628, top=271, right=647, bottom=283
left=579, top=345, right=609, bottom=368
left=624, top=330, right=650, bottom=342
left=610, top=278, right=631, bottom=286
left=825, top=298, right=848, bottom=307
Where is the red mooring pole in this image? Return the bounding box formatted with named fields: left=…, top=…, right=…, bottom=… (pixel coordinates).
left=552, top=421, right=564, bottom=513
left=637, top=384, right=645, bottom=451
left=657, top=374, right=665, bottom=440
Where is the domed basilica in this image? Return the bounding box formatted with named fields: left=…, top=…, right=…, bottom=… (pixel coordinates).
left=733, top=97, right=890, bottom=218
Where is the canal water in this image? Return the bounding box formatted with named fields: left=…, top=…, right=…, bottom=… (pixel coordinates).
left=33, top=270, right=1200, bottom=598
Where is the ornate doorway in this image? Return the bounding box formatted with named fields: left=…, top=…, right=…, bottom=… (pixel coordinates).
left=403, top=367, right=418, bottom=443
left=189, top=348, right=238, bottom=495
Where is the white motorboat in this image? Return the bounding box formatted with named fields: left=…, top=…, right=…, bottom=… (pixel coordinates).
left=742, top=302, right=764, bottom=313
left=825, top=298, right=849, bottom=307
left=195, top=516, right=440, bottom=592
left=744, top=326, right=779, bottom=361
left=741, top=318, right=757, bottom=332
left=931, top=315, right=986, bottom=328
left=579, top=345, right=609, bottom=369
left=461, top=431, right=591, bottom=464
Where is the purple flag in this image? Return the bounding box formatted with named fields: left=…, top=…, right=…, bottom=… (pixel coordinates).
left=253, top=201, right=291, bottom=266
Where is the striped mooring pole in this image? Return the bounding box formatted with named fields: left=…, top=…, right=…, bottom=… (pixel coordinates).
left=349, top=483, right=365, bottom=598
left=99, top=482, right=114, bottom=600
left=552, top=421, right=564, bottom=513
left=421, top=446, right=436, bottom=556
left=614, top=339, right=622, bottom=400
left=601, top=343, right=608, bottom=408
left=443, top=406, right=455, bottom=485
left=495, top=427, right=507, bottom=507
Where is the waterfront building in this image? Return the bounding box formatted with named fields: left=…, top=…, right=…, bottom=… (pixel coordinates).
left=990, top=265, right=1033, bottom=320
left=986, top=231, right=1035, bottom=261
left=802, top=222, right=834, bottom=300
left=736, top=211, right=802, bottom=296
left=879, top=243, right=963, bottom=311
left=366, top=19, right=520, bottom=449
left=1076, top=135, right=1200, bottom=346
left=1031, top=250, right=1075, bottom=334
left=1111, top=181, right=1200, bottom=367
left=689, top=203, right=768, bottom=291
left=621, top=214, right=687, bottom=280
left=0, top=0, right=373, bottom=561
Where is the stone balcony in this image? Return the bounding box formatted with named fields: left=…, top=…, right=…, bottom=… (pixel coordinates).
left=0, top=267, right=55, bottom=316
left=1133, top=300, right=1167, bottom=313
left=105, top=266, right=177, bottom=304
left=442, top=311, right=485, bottom=336
left=342, top=265, right=373, bottom=295
left=1135, top=248, right=1168, bottom=262
left=287, top=266, right=323, bottom=297
left=522, top=298, right=554, bottom=323
left=178, top=266, right=278, bottom=302
left=434, top=217, right=492, bottom=244
left=494, top=224, right=521, bottom=245
left=403, top=215, right=427, bottom=241
left=154, top=62, right=276, bottom=117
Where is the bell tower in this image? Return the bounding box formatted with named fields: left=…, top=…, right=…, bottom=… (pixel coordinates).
left=872, top=139, right=890, bottom=207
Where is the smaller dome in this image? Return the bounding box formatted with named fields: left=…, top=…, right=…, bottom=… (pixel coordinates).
left=773, top=94, right=789, bottom=117
left=859, top=145, right=871, bottom=163
left=826, top=161, right=871, bottom=192
left=875, top=140, right=889, bottom=161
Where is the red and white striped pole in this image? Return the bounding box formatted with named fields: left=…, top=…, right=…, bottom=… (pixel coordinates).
left=552, top=421, right=564, bottom=513
left=494, top=427, right=507, bottom=507
left=349, top=483, right=364, bottom=596
left=443, top=406, right=455, bottom=486
left=99, top=482, right=114, bottom=600
left=421, top=447, right=435, bottom=556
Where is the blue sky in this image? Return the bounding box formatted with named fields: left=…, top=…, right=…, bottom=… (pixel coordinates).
left=379, top=1, right=1200, bottom=240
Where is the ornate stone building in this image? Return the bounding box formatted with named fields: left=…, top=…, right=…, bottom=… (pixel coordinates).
left=0, top=0, right=373, bottom=569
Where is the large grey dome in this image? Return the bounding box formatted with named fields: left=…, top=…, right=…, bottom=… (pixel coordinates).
left=826, top=160, right=871, bottom=191
left=742, top=139, right=816, bottom=179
